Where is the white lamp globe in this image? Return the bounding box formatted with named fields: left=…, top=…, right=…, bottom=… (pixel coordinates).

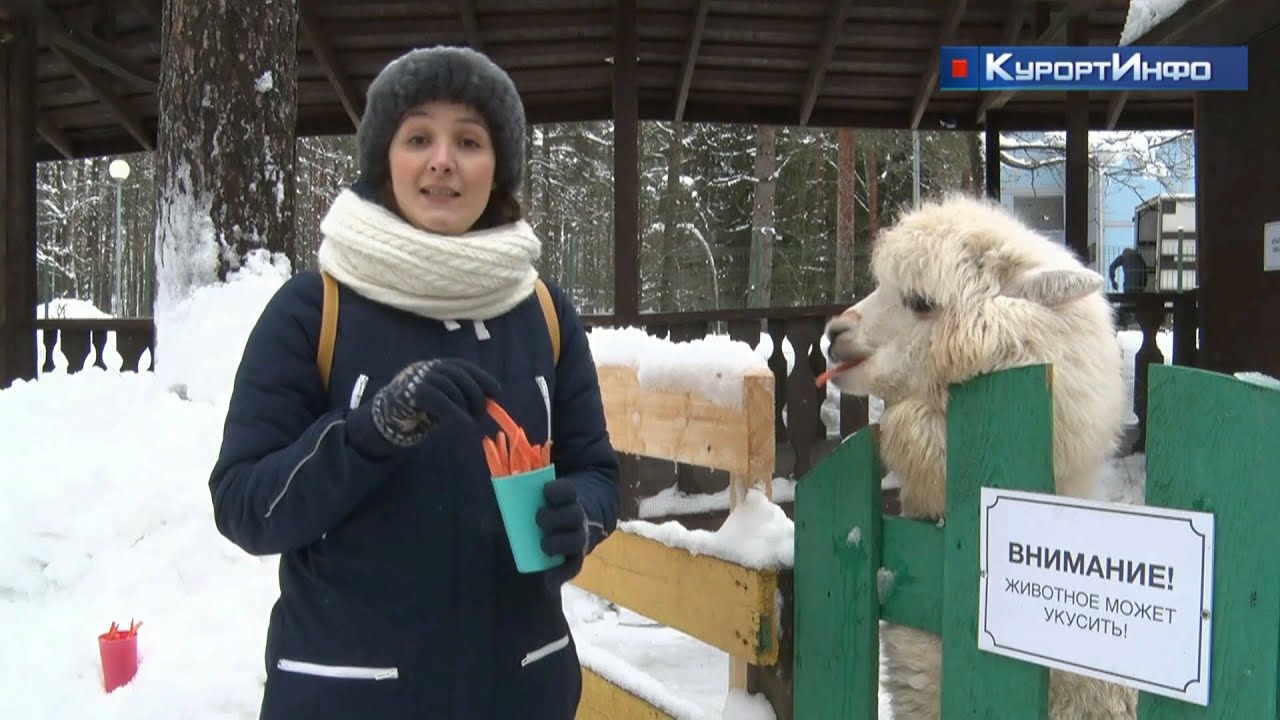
left=108, top=159, right=131, bottom=181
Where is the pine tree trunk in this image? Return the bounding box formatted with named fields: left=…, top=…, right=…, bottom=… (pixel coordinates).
left=967, top=131, right=983, bottom=196
left=808, top=130, right=826, bottom=305
left=748, top=124, right=777, bottom=308
left=155, top=0, right=298, bottom=312
left=865, top=148, right=879, bottom=239
left=834, top=127, right=856, bottom=302
left=657, top=121, right=683, bottom=310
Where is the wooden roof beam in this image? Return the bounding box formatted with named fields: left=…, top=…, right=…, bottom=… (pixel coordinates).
left=673, top=0, right=709, bottom=124
left=299, top=4, right=362, bottom=128
left=1104, top=92, right=1128, bottom=129
left=49, top=43, right=152, bottom=151
left=909, top=0, right=968, bottom=130
left=1104, top=0, right=1233, bottom=129
left=452, top=0, right=483, bottom=51
left=37, top=115, right=74, bottom=159
left=798, top=0, right=854, bottom=126
left=36, top=2, right=156, bottom=90
left=127, top=0, right=162, bottom=28
left=976, top=0, right=1103, bottom=124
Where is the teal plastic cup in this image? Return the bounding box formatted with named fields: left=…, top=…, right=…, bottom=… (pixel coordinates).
left=491, top=464, right=566, bottom=574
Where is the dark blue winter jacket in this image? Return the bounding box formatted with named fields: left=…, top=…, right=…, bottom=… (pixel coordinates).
left=208, top=270, right=619, bottom=720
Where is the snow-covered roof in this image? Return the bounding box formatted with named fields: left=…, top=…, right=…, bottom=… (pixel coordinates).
left=1119, top=0, right=1194, bottom=45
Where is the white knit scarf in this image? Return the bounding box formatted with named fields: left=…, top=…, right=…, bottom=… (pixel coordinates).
left=316, top=189, right=542, bottom=321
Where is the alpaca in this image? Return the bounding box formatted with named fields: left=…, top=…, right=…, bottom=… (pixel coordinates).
left=823, top=194, right=1134, bottom=719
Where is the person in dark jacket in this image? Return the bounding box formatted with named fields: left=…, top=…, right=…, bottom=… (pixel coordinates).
left=1108, top=246, right=1148, bottom=294
left=208, top=46, right=619, bottom=720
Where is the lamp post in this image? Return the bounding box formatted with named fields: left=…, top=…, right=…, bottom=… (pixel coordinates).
left=107, top=159, right=131, bottom=315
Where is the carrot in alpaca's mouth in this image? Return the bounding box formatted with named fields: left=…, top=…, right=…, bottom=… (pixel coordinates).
left=815, top=359, right=863, bottom=388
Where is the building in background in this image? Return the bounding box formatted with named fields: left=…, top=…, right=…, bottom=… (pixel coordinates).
left=997, top=131, right=1195, bottom=285
left=1132, top=194, right=1197, bottom=292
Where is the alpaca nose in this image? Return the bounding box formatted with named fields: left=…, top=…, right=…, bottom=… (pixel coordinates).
left=825, top=320, right=852, bottom=362
left=826, top=325, right=846, bottom=347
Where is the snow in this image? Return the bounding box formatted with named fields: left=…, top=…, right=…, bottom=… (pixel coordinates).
left=1120, top=0, right=1193, bottom=45
left=623, top=489, right=794, bottom=570
left=589, top=327, right=768, bottom=409
left=150, top=249, right=290, bottom=404
left=39, top=298, right=113, bottom=320
left=638, top=478, right=797, bottom=519
left=9, top=268, right=1213, bottom=719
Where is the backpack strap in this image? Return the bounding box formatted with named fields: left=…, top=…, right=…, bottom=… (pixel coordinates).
left=534, top=277, right=560, bottom=366
left=317, top=273, right=558, bottom=393
left=318, top=271, right=339, bottom=391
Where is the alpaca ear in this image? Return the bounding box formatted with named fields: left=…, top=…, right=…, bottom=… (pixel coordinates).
left=1001, top=268, right=1103, bottom=307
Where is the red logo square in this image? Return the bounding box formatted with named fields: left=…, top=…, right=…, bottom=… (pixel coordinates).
left=951, top=58, right=968, bottom=78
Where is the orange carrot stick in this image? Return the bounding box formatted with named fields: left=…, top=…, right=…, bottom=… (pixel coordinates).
left=815, top=361, right=861, bottom=388
left=486, top=400, right=523, bottom=442
left=513, top=428, right=539, bottom=471
left=482, top=437, right=502, bottom=476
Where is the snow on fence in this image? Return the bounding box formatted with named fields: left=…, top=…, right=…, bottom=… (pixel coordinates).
left=576, top=330, right=789, bottom=719
left=795, top=364, right=1280, bottom=718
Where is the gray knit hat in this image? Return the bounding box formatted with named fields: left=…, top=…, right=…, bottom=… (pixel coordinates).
left=356, top=46, right=525, bottom=196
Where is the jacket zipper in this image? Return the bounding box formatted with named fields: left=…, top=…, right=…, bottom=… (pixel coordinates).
left=521, top=634, right=570, bottom=667
left=277, top=658, right=398, bottom=680
left=535, top=375, right=552, bottom=438
left=266, top=419, right=343, bottom=517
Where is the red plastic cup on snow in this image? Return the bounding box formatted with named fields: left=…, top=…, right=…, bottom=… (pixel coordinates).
left=98, top=620, right=141, bottom=692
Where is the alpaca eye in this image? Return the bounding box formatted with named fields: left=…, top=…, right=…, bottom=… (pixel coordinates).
left=903, top=294, right=934, bottom=314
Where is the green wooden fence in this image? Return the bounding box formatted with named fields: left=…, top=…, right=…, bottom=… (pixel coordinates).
left=793, top=364, right=1280, bottom=718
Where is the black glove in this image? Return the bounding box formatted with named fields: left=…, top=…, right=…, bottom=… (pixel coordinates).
left=536, top=477, right=590, bottom=589
left=347, top=358, right=500, bottom=456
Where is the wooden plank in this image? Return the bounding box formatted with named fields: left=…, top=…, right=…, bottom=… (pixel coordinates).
left=576, top=667, right=672, bottom=720
left=879, top=515, right=944, bottom=635
left=598, top=365, right=774, bottom=477
left=908, top=0, right=967, bottom=129
left=36, top=114, right=74, bottom=158
left=574, top=530, right=780, bottom=665
left=793, top=426, right=882, bottom=720
left=298, top=2, right=362, bottom=129
left=941, top=365, right=1053, bottom=717
left=672, top=0, right=708, bottom=123
left=797, top=0, right=853, bottom=126
left=727, top=367, right=777, bottom=699
left=1138, top=366, right=1280, bottom=717
left=975, top=0, right=1105, bottom=122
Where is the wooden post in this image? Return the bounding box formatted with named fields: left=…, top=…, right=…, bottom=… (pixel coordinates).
left=1063, top=16, right=1090, bottom=265
left=984, top=112, right=1000, bottom=201
left=612, top=0, right=639, bottom=322
left=1140, top=366, right=1280, bottom=717
left=1132, top=298, right=1167, bottom=452
left=0, top=8, right=37, bottom=389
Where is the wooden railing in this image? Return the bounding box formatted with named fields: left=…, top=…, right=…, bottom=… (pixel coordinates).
left=31, top=291, right=1196, bottom=515
left=34, top=318, right=154, bottom=374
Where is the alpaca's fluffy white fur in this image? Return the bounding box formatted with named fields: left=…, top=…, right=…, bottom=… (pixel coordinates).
left=824, top=194, right=1134, bottom=719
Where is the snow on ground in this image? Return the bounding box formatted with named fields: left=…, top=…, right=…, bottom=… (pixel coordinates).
left=10, top=267, right=1181, bottom=719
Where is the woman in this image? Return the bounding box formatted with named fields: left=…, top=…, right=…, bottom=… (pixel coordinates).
left=209, top=46, right=619, bottom=720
